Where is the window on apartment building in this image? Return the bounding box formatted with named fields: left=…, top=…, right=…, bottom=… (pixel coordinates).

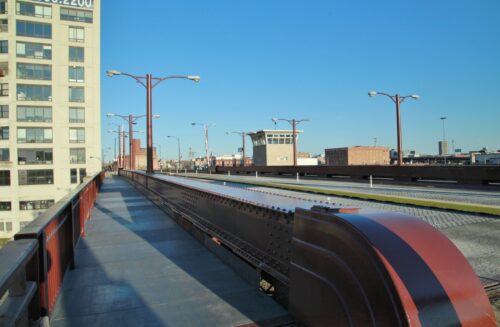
left=0, top=221, right=13, bottom=232
left=0, top=40, right=7, bottom=53
left=0, top=126, right=8, bottom=140
left=16, top=2, right=52, bottom=18
left=0, top=1, right=6, bottom=14
left=0, top=19, right=7, bottom=33
left=0, top=170, right=10, bottom=185
left=69, top=107, right=84, bottom=123
left=0, top=148, right=9, bottom=161
left=18, top=169, right=53, bottom=185
left=17, top=127, right=52, bottom=143
left=69, top=26, right=84, bottom=42
left=17, top=84, right=52, bottom=101
left=79, top=168, right=86, bottom=183
left=0, top=105, right=7, bottom=118
left=0, top=83, right=8, bottom=96
left=69, top=128, right=85, bottom=143
left=17, top=63, right=52, bottom=80
left=68, top=66, right=84, bottom=82
left=69, top=86, right=84, bottom=102
left=0, top=201, right=11, bottom=211
left=69, top=46, right=84, bottom=62
left=17, top=42, right=52, bottom=60
left=16, top=20, right=52, bottom=39
left=70, top=168, right=77, bottom=183
left=17, top=106, right=52, bottom=122
left=70, top=148, right=85, bottom=164
left=19, top=199, right=54, bottom=210
left=18, top=149, right=52, bottom=165
left=60, top=8, right=92, bottom=23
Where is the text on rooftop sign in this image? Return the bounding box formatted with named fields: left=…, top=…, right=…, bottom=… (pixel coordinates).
left=38, top=0, right=94, bottom=10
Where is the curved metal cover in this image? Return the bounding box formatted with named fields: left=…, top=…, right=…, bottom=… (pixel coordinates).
left=289, top=207, right=496, bottom=326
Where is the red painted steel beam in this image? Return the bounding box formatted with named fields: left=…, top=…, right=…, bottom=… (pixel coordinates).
left=289, top=206, right=496, bottom=326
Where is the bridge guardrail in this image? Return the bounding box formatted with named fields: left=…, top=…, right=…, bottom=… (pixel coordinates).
left=120, top=170, right=496, bottom=326
left=215, top=165, right=500, bottom=186
left=0, top=239, right=38, bottom=326
left=0, top=171, right=106, bottom=322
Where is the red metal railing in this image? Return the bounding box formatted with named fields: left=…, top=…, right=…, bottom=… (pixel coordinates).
left=13, top=171, right=105, bottom=318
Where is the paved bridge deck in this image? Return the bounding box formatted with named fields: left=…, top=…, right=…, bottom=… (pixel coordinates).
left=51, top=176, right=288, bottom=327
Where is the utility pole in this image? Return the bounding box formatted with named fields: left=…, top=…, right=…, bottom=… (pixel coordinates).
left=192, top=123, right=214, bottom=169
left=272, top=118, right=309, bottom=166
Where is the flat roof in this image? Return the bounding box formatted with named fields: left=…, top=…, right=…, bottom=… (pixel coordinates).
left=248, top=130, right=303, bottom=135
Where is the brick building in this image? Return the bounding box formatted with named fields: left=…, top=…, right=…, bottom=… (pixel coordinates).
left=325, top=146, right=390, bottom=166
left=123, top=139, right=158, bottom=170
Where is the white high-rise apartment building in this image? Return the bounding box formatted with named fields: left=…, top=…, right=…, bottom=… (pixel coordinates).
left=0, top=0, right=100, bottom=238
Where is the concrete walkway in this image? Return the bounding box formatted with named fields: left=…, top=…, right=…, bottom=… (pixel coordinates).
left=51, top=176, right=287, bottom=327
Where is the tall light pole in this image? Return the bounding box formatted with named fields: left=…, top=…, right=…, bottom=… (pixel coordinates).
left=107, top=113, right=154, bottom=170
left=368, top=91, right=420, bottom=166
left=226, top=131, right=246, bottom=166
left=272, top=118, right=309, bottom=166
left=440, top=116, right=447, bottom=143
left=107, top=69, right=200, bottom=173
left=192, top=123, right=214, bottom=169
left=167, top=135, right=181, bottom=173
left=440, top=116, right=448, bottom=164
left=107, top=127, right=128, bottom=169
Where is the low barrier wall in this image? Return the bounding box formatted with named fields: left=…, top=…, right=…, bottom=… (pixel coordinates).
left=120, top=170, right=496, bottom=326
left=215, top=165, right=500, bottom=185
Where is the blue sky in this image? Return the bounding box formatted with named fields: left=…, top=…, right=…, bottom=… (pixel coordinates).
left=101, top=1, right=500, bottom=161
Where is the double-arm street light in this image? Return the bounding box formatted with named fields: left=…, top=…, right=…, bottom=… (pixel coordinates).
left=167, top=135, right=181, bottom=173
left=107, top=70, right=200, bottom=173
left=107, top=112, right=156, bottom=170
left=368, top=91, right=420, bottom=166
left=192, top=123, right=215, bottom=169
left=226, top=131, right=247, bottom=166
left=272, top=118, right=309, bottom=166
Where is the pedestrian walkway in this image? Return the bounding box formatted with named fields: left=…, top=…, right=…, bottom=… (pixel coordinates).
left=51, top=175, right=288, bottom=327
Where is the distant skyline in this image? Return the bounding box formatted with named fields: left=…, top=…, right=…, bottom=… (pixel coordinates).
left=101, top=1, right=499, bottom=161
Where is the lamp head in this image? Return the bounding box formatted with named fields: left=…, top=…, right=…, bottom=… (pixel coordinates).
left=106, top=113, right=114, bottom=117
left=187, top=76, right=201, bottom=82
left=106, top=70, right=121, bottom=77
left=440, top=116, right=447, bottom=120
left=410, top=95, right=420, bottom=100
left=153, top=114, right=160, bottom=119
left=368, top=91, right=377, bottom=97
left=191, top=123, right=196, bottom=126
left=272, top=118, right=278, bottom=123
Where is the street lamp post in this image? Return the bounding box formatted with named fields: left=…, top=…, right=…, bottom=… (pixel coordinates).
left=440, top=116, right=447, bottom=143
left=107, top=112, right=152, bottom=170
left=107, top=126, right=128, bottom=169
left=167, top=136, right=181, bottom=173
left=107, top=70, right=200, bottom=173
left=272, top=118, right=309, bottom=166
left=192, top=123, right=214, bottom=169
left=368, top=91, right=420, bottom=166
left=226, top=131, right=246, bottom=166
left=440, top=116, right=448, bottom=164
